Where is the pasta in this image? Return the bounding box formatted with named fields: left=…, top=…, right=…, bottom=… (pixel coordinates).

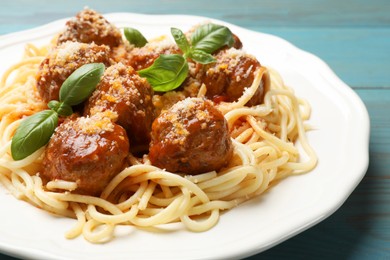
left=0, top=18, right=317, bottom=243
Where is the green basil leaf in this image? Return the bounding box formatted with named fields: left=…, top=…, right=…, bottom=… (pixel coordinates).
left=124, top=27, right=148, bottom=47
left=48, top=100, right=73, bottom=116
left=171, top=27, right=190, bottom=56
left=47, top=100, right=60, bottom=111
left=59, top=63, right=105, bottom=106
left=138, top=54, right=189, bottom=92
left=189, top=49, right=216, bottom=64
left=11, top=110, right=58, bottom=160
left=190, top=23, right=234, bottom=53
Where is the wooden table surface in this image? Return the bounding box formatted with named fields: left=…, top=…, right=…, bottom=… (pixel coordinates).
left=1, top=0, right=389, bottom=259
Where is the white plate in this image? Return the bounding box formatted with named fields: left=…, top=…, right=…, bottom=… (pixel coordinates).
left=0, top=13, right=369, bottom=260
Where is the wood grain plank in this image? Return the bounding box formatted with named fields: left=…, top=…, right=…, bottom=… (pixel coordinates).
left=3, top=0, right=390, bottom=27
left=253, top=28, right=390, bottom=88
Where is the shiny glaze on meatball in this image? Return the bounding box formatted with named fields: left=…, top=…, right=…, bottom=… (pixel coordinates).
left=149, top=98, right=233, bottom=174
left=36, top=41, right=111, bottom=103
left=84, top=63, right=155, bottom=146
left=57, top=8, right=123, bottom=48
left=199, top=48, right=270, bottom=106
left=41, top=112, right=129, bottom=196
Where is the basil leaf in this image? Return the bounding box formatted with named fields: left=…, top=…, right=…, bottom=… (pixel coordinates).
left=190, top=23, right=234, bottom=53
left=59, top=63, right=104, bottom=106
left=190, top=49, right=216, bottom=64
left=124, top=27, right=148, bottom=47
left=11, top=110, right=58, bottom=160
left=48, top=100, right=73, bottom=116
left=47, top=100, right=60, bottom=111
left=138, top=54, right=189, bottom=92
left=171, top=27, right=190, bottom=56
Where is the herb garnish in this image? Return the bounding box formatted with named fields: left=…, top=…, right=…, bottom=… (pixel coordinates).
left=11, top=63, right=105, bottom=160
left=190, top=23, right=235, bottom=54
left=124, top=27, right=148, bottom=47
left=138, top=23, right=234, bottom=92
left=137, top=54, right=189, bottom=92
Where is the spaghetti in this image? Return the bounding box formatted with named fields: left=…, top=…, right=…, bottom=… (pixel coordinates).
left=0, top=27, right=317, bottom=243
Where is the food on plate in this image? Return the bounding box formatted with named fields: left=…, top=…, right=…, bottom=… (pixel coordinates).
left=127, top=38, right=181, bottom=71
left=42, top=112, right=129, bottom=196
left=84, top=62, right=155, bottom=146
left=0, top=8, right=317, bottom=243
left=57, top=8, right=123, bottom=48
left=149, top=98, right=233, bottom=174
left=197, top=48, right=270, bottom=106
left=36, top=41, right=111, bottom=102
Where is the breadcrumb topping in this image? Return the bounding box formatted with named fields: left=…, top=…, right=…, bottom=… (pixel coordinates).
left=57, top=8, right=123, bottom=47
left=158, top=98, right=214, bottom=145
left=74, top=111, right=117, bottom=135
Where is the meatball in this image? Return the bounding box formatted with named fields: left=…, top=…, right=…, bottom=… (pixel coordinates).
left=127, top=38, right=181, bottom=70
left=84, top=63, right=155, bottom=146
left=36, top=41, right=111, bottom=103
left=57, top=8, right=123, bottom=48
left=149, top=98, right=233, bottom=174
left=110, top=41, right=134, bottom=65
left=41, top=112, right=129, bottom=196
left=199, top=48, right=270, bottom=106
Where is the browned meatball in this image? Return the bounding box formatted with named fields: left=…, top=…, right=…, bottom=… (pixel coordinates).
left=199, top=48, right=270, bottom=106
left=36, top=41, right=111, bottom=103
left=57, top=8, right=123, bottom=48
left=41, top=112, right=129, bottom=196
left=84, top=63, right=155, bottom=146
left=110, top=42, right=134, bottom=64
left=149, top=98, right=233, bottom=174
left=127, top=38, right=181, bottom=70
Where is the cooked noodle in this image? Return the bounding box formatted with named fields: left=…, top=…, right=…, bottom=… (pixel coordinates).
left=0, top=42, right=317, bottom=243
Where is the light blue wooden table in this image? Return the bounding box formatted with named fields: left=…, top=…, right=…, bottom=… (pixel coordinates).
left=1, top=0, right=389, bottom=259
